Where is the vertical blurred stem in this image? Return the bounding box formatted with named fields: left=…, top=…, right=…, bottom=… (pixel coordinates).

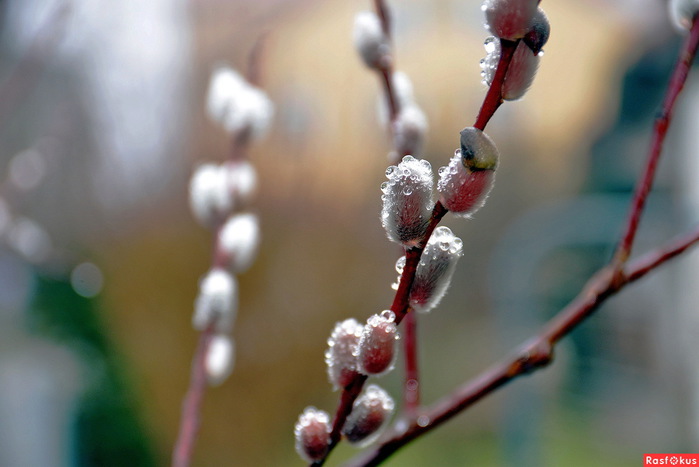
left=172, top=326, right=214, bottom=467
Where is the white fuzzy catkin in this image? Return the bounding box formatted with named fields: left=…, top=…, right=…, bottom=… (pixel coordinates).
left=225, top=160, right=257, bottom=209
left=523, top=7, right=550, bottom=55
left=357, top=310, right=399, bottom=376
left=480, top=37, right=540, bottom=100
left=438, top=128, right=498, bottom=217
left=670, top=0, right=699, bottom=32
left=502, top=41, right=540, bottom=101
left=381, top=155, right=434, bottom=246
left=377, top=70, right=416, bottom=127
left=206, top=66, right=274, bottom=139
left=325, top=318, right=364, bottom=390
left=294, top=407, right=331, bottom=463
left=192, top=268, right=237, bottom=334
left=409, top=226, right=464, bottom=313
left=342, top=384, right=395, bottom=447
left=189, top=163, right=232, bottom=228
left=393, top=104, right=428, bottom=158
left=353, top=11, right=390, bottom=69
left=482, top=0, right=538, bottom=40
left=205, top=334, right=235, bottom=386
left=218, top=213, right=260, bottom=274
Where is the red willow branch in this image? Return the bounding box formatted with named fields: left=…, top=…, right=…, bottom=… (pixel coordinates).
left=172, top=40, right=267, bottom=467
left=349, top=225, right=699, bottom=467
left=613, top=13, right=699, bottom=267
left=372, top=0, right=400, bottom=130
left=316, top=16, right=521, bottom=467
left=474, top=39, right=518, bottom=131
left=347, top=15, right=699, bottom=467
left=172, top=324, right=215, bottom=467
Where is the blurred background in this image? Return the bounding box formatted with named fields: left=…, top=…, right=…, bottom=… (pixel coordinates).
left=0, top=0, right=697, bottom=465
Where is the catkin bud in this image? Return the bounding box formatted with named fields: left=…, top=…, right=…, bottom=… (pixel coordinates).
left=353, top=11, right=391, bottom=69
left=342, top=384, right=395, bottom=447
left=357, top=311, right=399, bottom=376
left=325, top=319, right=364, bottom=390
left=437, top=128, right=498, bottom=217
left=502, top=41, right=540, bottom=101
left=523, top=8, right=550, bottom=55
left=189, top=163, right=232, bottom=228
left=218, top=213, right=260, bottom=274
left=192, top=268, right=237, bottom=333
left=205, top=333, right=235, bottom=386
left=225, top=160, right=257, bottom=209
left=381, top=156, right=434, bottom=246
left=480, top=38, right=540, bottom=100
left=409, top=226, right=464, bottom=313
left=377, top=71, right=416, bottom=127
left=670, top=0, right=699, bottom=32
left=482, top=0, right=538, bottom=40
left=206, top=66, right=274, bottom=139
left=294, top=407, right=331, bottom=463
left=393, top=105, right=428, bottom=158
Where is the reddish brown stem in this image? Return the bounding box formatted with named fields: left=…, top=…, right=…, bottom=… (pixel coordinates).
left=613, top=17, right=699, bottom=267
left=473, top=39, right=518, bottom=131
left=349, top=225, right=699, bottom=466
left=348, top=17, right=699, bottom=465
left=319, top=8, right=522, bottom=465
left=172, top=326, right=214, bottom=467
left=391, top=202, right=448, bottom=325
left=174, top=41, right=266, bottom=466
left=403, top=309, right=420, bottom=414
left=373, top=0, right=392, bottom=38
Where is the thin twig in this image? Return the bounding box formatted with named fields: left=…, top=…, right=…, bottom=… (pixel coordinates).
left=348, top=16, right=699, bottom=466
left=473, top=39, right=518, bottom=131
left=612, top=15, right=699, bottom=267
left=173, top=38, right=267, bottom=466
left=348, top=224, right=699, bottom=466
left=172, top=325, right=215, bottom=467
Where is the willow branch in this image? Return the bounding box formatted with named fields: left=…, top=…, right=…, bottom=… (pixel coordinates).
left=172, top=325, right=214, bottom=467
left=612, top=15, right=699, bottom=267
left=318, top=7, right=521, bottom=465
left=348, top=16, right=699, bottom=466
left=349, top=224, right=699, bottom=467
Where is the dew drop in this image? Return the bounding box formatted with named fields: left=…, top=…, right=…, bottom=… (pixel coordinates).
left=402, top=186, right=413, bottom=195
left=484, top=37, right=497, bottom=54
left=380, top=310, right=396, bottom=322
left=385, top=166, right=396, bottom=177
left=417, top=415, right=430, bottom=427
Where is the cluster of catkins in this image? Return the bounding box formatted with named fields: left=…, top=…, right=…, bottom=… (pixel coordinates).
left=188, top=66, right=273, bottom=386
left=294, top=1, right=551, bottom=463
